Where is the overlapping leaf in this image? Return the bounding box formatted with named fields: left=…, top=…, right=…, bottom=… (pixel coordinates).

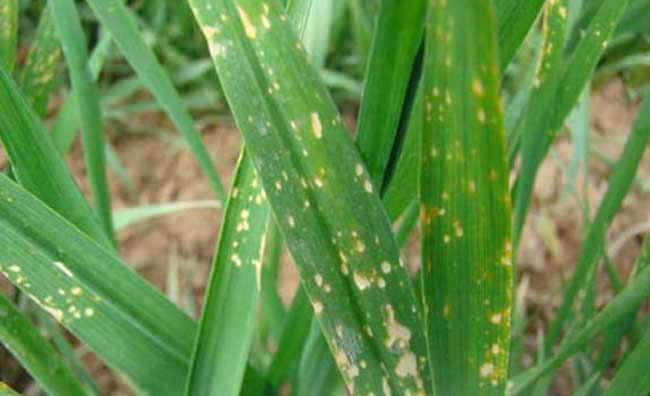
left=187, top=1, right=430, bottom=394
left=355, top=0, right=426, bottom=187
left=0, top=66, right=112, bottom=249
left=184, top=150, right=270, bottom=396
left=0, top=174, right=196, bottom=396
left=0, top=293, right=86, bottom=396
left=81, top=0, right=227, bottom=200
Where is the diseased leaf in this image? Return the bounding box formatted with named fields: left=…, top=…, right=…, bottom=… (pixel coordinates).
left=184, top=150, right=270, bottom=396
left=0, top=293, right=87, bottom=396
left=421, top=0, right=512, bottom=394
left=0, top=174, right=196, bottom=396
left=188, top=1, right=430, bottom=394
left=0, top=0, right=18, bottom=71
left=19, top=9, right=62, bottom=117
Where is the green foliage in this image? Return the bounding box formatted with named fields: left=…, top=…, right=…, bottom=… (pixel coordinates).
left=421, top=0, right=511, bottom=394
left=0, top=1, right=648, bottom=396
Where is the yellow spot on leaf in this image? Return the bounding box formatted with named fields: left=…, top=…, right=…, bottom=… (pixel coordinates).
left=236, top=6, right=257, bottom=39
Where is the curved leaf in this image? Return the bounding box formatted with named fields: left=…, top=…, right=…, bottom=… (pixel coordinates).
left=0, top=65, right=112, bottom=249
left=0, top=174, right=196, bottom=396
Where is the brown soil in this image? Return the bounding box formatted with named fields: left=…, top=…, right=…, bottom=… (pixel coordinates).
left=1, top=78, right=648, bottom=395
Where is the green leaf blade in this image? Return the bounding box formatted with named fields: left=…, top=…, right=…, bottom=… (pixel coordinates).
left=0, top=0, right=18, bottom=71
left=603, top=329, right=650, bottom=396
left=49, top=0, right=115, bottom=244
left=545, top=91, right=650, bottom=352
left=0, top=174, right=196, bottom=396
left=19, top=9, right=62, bottom=117
left=0, top=293, right=87, bottom=396
left=421, top=1, right=513, bottom=394
left=184, top=150, right=270, bottom=396
left=0, top=65, right=112, bottom=249
left=82, top=0, right=227, bottom=201
left=188, top=1, right=430, bottom=394
left=355, top=0, right=426, bottom=187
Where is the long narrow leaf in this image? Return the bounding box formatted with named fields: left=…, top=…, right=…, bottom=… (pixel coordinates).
left=81, top=0, right=227, bottom=200
left=509, top=259, right=650, bottom=394
left=184, top=150, right=270, bottom=396
left=0, top=0, right=17, bottom=71
left=0, top=293, right=86, bottom=396
left=112, top=200, right=220, bottom=231
left=49, top=0, right=115, bottom=244
left=0, top=174, right=196, bottom=396
left=0, top=65, right=112, bottom=249
left=421, top=0, right=513, bottom=394
left=513, top=0, right=570, bottom=246
left=355, top=0, right=426, bottom=187
left=545, top=92, right=650, bottom=352
left=513, top=0, right=630, bottom=246
left=495, top=0, right=545, bottom=69
left=188, top=1, right=430, bottom=394
left=19, top=9, right=62, bottom=117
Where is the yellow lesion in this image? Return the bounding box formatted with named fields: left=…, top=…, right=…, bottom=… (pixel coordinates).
left=236, top=6, right=257, bottom=39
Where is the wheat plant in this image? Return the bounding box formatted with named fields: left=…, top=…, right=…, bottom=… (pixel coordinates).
left=0, top=0, right=649, bottom=395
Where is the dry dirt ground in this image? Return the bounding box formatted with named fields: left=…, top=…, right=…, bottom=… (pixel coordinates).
left=1, top=78, right=649, bottom=395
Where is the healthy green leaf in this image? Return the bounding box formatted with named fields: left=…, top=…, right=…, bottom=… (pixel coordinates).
left=188, top=1, right=430, bottom=394
left=545, top=91, right=650, bottom=352
left=382, top=88, right=423, bottom=221
left=509, top=258, right=650, bottom=394
left=50, top=31, right=113, bottom=155
left=603, top=328, right=650, bottom=396
left=0, top=173, right=196, bottom=396
left=49, top=0, right=115, bottom=244
left=184, top=150, right=270, bottom=396
left=266, top=288, right=312, bottom=388
left=0, top=0, right=18, bottom=71
left=295, top=318, right=339, bottom=396
left=0, top=65, right=112, bottom=249
left=355, top=0, right=426, bottom=187
left=82, top=0, right=227, bottom=200
left=495, top=0, right=545, bottom=70
left=0, top=292, right=87, bottom=396
left=594, top=237, right=650, bottom=371
left=113, top=200, right=220, bottom=231
left=421, top=0, right=512, bottom=394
